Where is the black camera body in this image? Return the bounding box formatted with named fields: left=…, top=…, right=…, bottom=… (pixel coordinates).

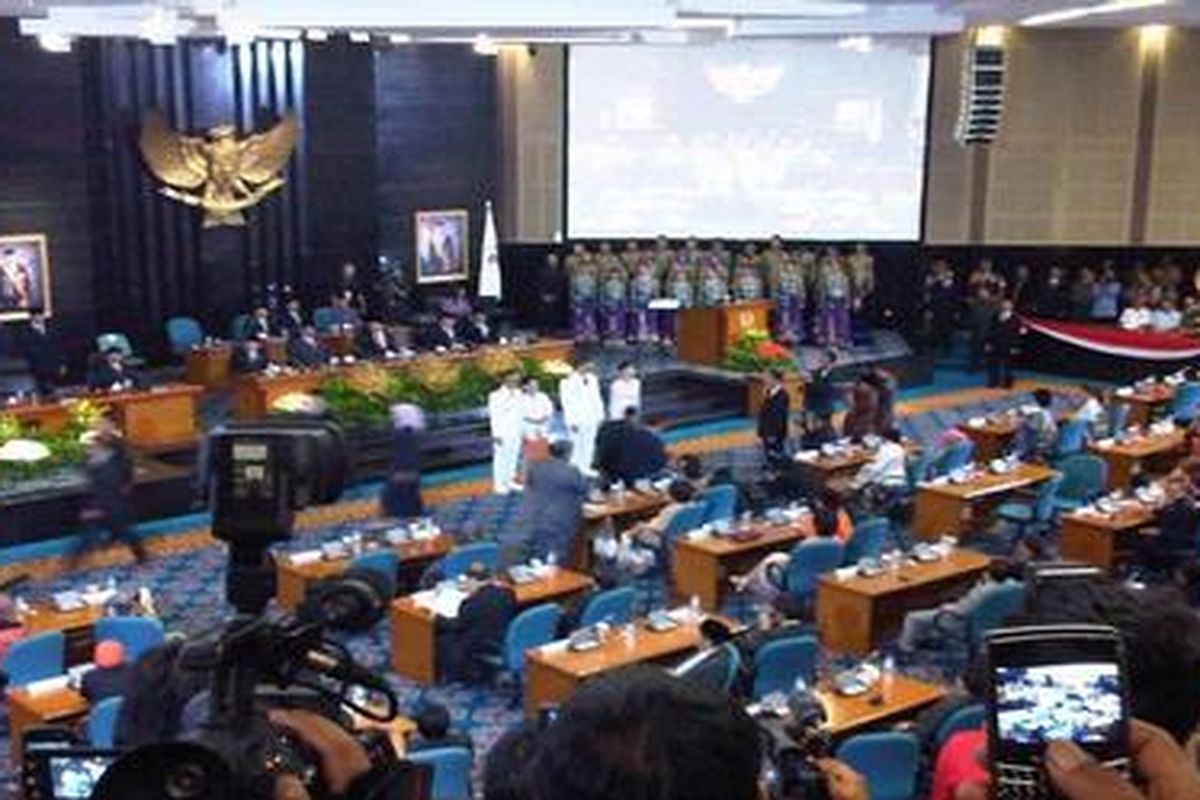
left=761, top=688, right=833, bottom=800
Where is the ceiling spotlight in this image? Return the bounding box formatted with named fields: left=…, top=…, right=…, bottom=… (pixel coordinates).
left=348, top=31, right=371, bottom=44
left=473, top=34, right=499, bottom=56
left=37, top=32, right=72, bottom=53
left=305, top=28, right=328, bottom=42
left=389, top=33, right=412, bottom=44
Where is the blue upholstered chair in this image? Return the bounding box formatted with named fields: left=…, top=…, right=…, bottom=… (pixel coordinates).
left=751, top=634, right=819, bottom=700
left=781, top=538, right=845, bottom=605
left=1054, top=418, right=1090, bottom=459
left=497, top=603, right=562, bottom=679
left=439, top=542, right=501, bottom=580
left=407, top=746, right=473, bottom=800
left=95, top=332, right=144, bottom=367
left=699, top=484, right=738, bottom=524
left=843, top=517, right=889, bottom=565
left=932, top=440, right=974, bottom=477
left=1171, top=382, right=1200, bottom=424
left=93, top=616, right=165, bottom=661
left=1108, top=402, right=1131, bottom=437
left=836, top=732, right=921, bottom=800
left=1, top=630, right=65, bottom=687
left=1053, top=455, right=1108, bottom=514
left=312, top=307, right=337, bottom=332
left=87, top=696, right=124, bottom=748
left=932, top=703, right=986, bottom=750
left=965, top=582, right=1026, bottom=650
left=997, top=474, right=1064, bottom=540
left=350, top=550, right=400, bottom=598
left=165, top=316, right=203, bottom=356
left=661, top=501, right=708, bottom=543
left=578, top=586, right=638, bottom=628
left=229, top=313, right=253, bottom=341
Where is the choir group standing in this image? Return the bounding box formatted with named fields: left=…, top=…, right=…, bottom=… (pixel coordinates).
left=566, top=237, right=875, bottom=349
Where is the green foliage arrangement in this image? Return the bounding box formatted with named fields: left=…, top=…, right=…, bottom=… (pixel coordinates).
left=0, top=400, right=96, bottom=484
left=722, top=329, right=799, bottom=374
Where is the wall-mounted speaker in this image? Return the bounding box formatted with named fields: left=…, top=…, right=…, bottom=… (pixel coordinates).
left=956, top=34, right=1006, bottom=146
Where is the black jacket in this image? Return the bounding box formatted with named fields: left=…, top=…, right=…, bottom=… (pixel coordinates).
left=81, top=664, right=135, bottom=704
left=757, top=386, right=790, bottom=441
left=423, top=325, right=458, bottom=351
left=455, top=318, right=494, bottom=346
left=288, top=337, right=329, bottom=369
left=87, top=360, right=140, bottom=391
left=596, top=421, right=668, bottom=485
left=232, top=346, right=269, bottom=374
left=985, top=314, right=1022, bottom=358
left=435, top=584, right=518, bottom=683
left=22, top=326, right=62, bottom=386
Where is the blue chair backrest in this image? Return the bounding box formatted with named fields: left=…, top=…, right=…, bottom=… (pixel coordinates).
left=1055, top=418, right=1090, bottom=458
left=1031, top=474, right=1064, bottom=523
left=313, top=307, right=337, bottom=332
left=1172, top=382, right=1200, bottom=423
left=440, top=542, right=501, bottom=580
left=836, top=732, right=921, bottom=800
left=1108, top=402, right=1130, bottom=437
left=166, top=316, right=203, bottom=355
left=96, top=332, right=133, bottom=358
left=699, top=484, right=738, bottom=524
left=88, top=696, right=124, bottom=748
left=229, top=313, right=252, bottom=341
left=784, top=538, right=845, bottom=598
left=350, top=550, right=400, bottom=598
left=752, top=634, right=819, bottom=700
left=579, top=587, right=637, bottom=628
left=93, top=616, right=165, bottom=662
left=2, top=630, right=65, bottom=687
left=661, top=502, right=707, bottom=542
left=1058, top=454, right=1108, bottom=503
left=932, top=703, right=986, bottom=750
left=907, top=450, right=936, bottom=488
left=933, top=440, right=974, bottom=477
left=407, top=746, right=473, bottom=800
left=678, top=642, right=742, bottom=695
left=966, top=582, right=1026, bottom=650
left=504, top=603, right=562, bottom=674
left=843, top=517, right=889, bottom=565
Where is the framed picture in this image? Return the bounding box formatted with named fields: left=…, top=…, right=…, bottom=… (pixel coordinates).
left=0, top=234, right=51, bottom=322
left=414, top=209, right=469, bottom=285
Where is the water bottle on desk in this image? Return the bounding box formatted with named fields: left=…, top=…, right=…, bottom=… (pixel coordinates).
left=880, top=653, right=896, bottom=699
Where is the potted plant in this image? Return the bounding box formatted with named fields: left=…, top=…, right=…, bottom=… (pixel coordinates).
left=722, top=329, right=805, bottom=417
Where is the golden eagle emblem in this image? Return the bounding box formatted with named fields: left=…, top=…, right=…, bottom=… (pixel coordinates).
left=138, top=112, right=298, bottom=227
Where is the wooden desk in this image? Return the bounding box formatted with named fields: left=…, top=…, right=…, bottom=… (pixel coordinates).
left=186, top=340, right=288, bottom=389
left=816, top=549, right=992, bottom=655
left=912, top=463, right=1059, bottom=541
left=1059, top=505, right=1156, bottom=571
left=1090, top=429, right=1186, bottom=490
left=389, top=569, right=595, bottom=685
left=5, top=400, right=71, bottom=433
left=672, top=521, right=812, bottom=611
left=8, top=686, right=89, bottom=760
left=232, top=339, right=575, bottom=420
left=109, top=384, right=203, bottom=450
left=961, top=418, right=1021, bottom=462
left=524, top=615, right=710, bottom=716
left=816, top=674, right=947, bottom=737
left=677, top=301, right=773, bottom=365
left=1121, top=384, right=1174, bottom=427
left=276, top=535, right=455, bottom=610
left=577, top=489, right=670, bottom=569
left=19, top=604, right=105, bottom=666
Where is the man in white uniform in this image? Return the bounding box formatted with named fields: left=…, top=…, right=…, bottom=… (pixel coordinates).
left=608, top=361, right=642, bottom=421
left=559, top=362, right=605, bottom=474
left=488, top=372, right=524, bottom=494
left=521, top=376, right=555, bottom=443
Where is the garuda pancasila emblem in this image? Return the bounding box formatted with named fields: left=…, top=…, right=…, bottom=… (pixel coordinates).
left=139, top=111, right=298, bottom=227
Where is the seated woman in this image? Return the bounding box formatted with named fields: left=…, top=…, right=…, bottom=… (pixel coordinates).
left=898, top=560, right=1023, bottom=653
left=728, top=489, right=852, bottom=605
left=594, top=480, right=696, bottom=577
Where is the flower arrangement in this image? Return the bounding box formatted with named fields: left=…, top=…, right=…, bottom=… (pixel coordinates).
left=722, top=329, right=798, bottom=374
left=0, top=400, right=96, bottom=483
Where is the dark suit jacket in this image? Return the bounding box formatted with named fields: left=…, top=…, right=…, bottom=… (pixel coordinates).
left=985, top=314, right=1022, bottom=358
left=435, top=584, right=518, bottom=683
left=757, top=387, right=790, bottom=441
left=81, top=664, right=134, bottom=704
left=519, top=459, right=589, bottom=564
left=288, top=338, right=329, bottom=369
left=455, top=318, right=494, bottom=347
left=277, top=310, right=306, bottom=337
left=244, top=317, right=273, bottom=340
left=358, top=330, right=394, bottom=360
left=805, top=369, right=837, bottom=417
left=86, top=442, right=134, bottom=521
left=597, top=422, right=668, bottom=485
left=232, top=347, right=268, bottom=374
left=87, top=360, right=140, bottom=391
left=22, top=327, right=62, bottom=387
left=424, top=325, right=458, bottom=350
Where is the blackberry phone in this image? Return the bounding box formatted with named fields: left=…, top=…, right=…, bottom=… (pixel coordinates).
left=986, top=625, right=1130, bottom=800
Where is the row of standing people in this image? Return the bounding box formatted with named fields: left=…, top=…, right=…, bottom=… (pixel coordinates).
left=567, top=238, right=876, bottom=349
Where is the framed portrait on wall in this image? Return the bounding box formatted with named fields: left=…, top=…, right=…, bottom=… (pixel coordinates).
left=414, top=209, right=469, bottom=285
left=0, top=234, right=51, bottom=322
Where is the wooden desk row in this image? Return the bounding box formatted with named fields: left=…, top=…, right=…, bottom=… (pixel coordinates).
left=1091, top=429, right=1186, bottom=490
left=231, top=339, right=574, bottom=419
left=912, top=462, right=1059, bottom=540
left=5, top=383, right=202, bottom=450
left=672, top=520, right=814, bottom=611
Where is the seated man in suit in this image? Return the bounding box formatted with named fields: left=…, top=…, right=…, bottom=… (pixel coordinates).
left=81, top=640, right=135, bottom=704
left=434, top=564, right=517, bottom=684
left=22, top=312, right=65, bottom=396
left=288, top=326, right=331, bottom=369
left=244, top=306, right=274, bottom=340
left=456, top=310, right=495, bottom=347
left=424, top=314, right=461, bottom=351
left=232, top=339, right=270, bottom=374
left=596, top=408, right=669, bottom=487
left=276, top=298, right=306, bottom=339
left=326, top=293, right=362, bottom=333
left=407, top=701, right=475, bottom=754
left=358, top=321, right=397, bottom=360
left=87, top=348, right=141, bottom=392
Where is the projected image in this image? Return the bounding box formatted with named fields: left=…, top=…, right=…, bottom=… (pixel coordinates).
left=995, top=663, right=1123, bottom=745
left=567, top=39, right=930, bottom=240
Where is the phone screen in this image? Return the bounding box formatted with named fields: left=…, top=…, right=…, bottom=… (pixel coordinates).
left=994, top=662, right=1123, bottom=746
left=48, top=754, right=116, bottom=800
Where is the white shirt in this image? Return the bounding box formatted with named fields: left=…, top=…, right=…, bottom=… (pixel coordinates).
left=1074, top=396, right=1104, bottom=425
left=608, top=376, right=642, bottom=421
left=560, top=371, right=605, bottom=428
left=521, top=390, right=554, bottom=438
left=1119, top=307, right=1152, bottom=330
left=851, top=441, right=908, bottom=490
left=1152, top=309, right=1181, bottom=331
left=487, top=386, right=524, bottom=441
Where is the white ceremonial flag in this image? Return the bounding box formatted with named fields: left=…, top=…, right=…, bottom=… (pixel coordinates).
left=478, top=200, right=502, bottom=300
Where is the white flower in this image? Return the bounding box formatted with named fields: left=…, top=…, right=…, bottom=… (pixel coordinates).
left=0, top=439, right=51, bottom=463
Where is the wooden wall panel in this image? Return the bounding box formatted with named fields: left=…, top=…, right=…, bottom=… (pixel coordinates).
left=923, top=35, right=972, bottom=244
left=497, top=45, right=564, bottom=243
left=1147, top=28, right=1200, bottom=244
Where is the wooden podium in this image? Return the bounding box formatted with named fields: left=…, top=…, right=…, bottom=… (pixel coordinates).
left=676, top=301, right=773, bottom=365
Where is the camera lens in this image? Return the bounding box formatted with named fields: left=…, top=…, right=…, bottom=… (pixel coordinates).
left=165, top=761, right=210, bottom=800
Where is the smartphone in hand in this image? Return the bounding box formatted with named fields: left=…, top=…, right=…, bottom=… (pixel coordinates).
left=985, top=624, right=1130, bottom=799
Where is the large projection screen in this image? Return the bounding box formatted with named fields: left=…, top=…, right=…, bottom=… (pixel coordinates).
left=567, top=38, right=931, bottom=240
